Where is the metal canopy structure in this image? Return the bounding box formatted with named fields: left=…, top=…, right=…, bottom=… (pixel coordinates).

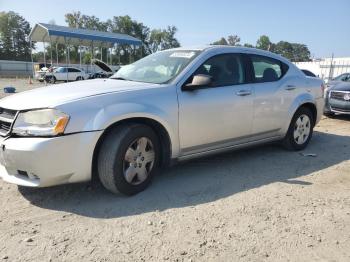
left=29, top=23, right=142, bottom=47
left=29, top=23, right=142, bottom=79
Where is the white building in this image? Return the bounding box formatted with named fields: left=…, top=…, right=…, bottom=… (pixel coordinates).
left=294, top=57, right=350, bottom=81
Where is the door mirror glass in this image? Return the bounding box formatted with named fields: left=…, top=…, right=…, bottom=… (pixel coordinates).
left=183, top=74, right=212, bottom=91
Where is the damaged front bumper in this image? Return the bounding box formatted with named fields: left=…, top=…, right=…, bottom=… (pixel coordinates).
left=0, top=131, right=103, bottom=187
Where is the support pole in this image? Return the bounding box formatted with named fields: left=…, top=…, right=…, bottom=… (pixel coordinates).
left=79, top=45, right=82, bottom=69
left=100, top=46, right=103, bottom=61
left=64, top=37, right=68, bottom=82
left=43, top=41, right=46, bottom=66
left=49, top=36, right=53, bottom=67
left=55, top=43, right=58, bottom=65
left=91, top=41, right=95, bottom=75
left=67, top=45, right=70, bottom=66
left=30, top=39, right=34, bottom=79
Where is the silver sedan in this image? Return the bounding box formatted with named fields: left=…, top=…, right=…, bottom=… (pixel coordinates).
left=0, top=46, right=325, bottom=195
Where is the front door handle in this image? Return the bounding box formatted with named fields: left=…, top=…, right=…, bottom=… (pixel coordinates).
left=285, top=85, right=296, bottom=91
left=236, top=90, right=252, bottom=96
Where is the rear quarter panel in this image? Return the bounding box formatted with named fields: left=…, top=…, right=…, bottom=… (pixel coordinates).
left=281, top=75, right=324, bottom=135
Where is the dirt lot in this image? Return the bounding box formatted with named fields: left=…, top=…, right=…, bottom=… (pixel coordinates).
left=0, top=78, right=349, bottom=261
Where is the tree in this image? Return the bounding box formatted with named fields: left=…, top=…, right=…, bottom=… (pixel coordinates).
left=243, top=43, right=254, bottom=48
left=0, top=11, right=33, bottom=61
left=211, top=35, right=241, bottom=46
left=106, top=15, right=151, bottom=63
left=227, top=35, right=240, bottom=46
left=290, top=43, right=311, bottom=62
left=63, top=12, right=180, bottom=64
left=274, top=41, right=294, bottom=60
left=149, top=26, right=180, bottom=53
left=256, top=35, right=272, bottom=51
left=211, top=37, right=228, bottom=45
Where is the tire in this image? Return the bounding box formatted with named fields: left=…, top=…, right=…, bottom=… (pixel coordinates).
left=324, top=111, right=335, bottom=117
left=76, top=76, right=82, bottom=81
left=97, top=124, right=160, bottom=195
left=282, top=107, right=314, bottom=151
left=49, top=76, right=56, bottom=84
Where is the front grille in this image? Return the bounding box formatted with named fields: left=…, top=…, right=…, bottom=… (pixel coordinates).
left=330, top=91, right=350, bottom=101
left=0, top=107, right=18, bottom=136
left=331, top=106, right=350, bottom=113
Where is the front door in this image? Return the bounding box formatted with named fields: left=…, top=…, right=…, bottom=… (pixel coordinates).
left=178, top=53, right=253, bottom=155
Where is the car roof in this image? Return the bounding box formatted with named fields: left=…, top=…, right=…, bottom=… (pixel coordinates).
left=168, top=45, right=291, bottom=64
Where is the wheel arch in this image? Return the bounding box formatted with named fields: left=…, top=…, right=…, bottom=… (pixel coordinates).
left=299, top=102, right=317, bottom=126
left=91, top=117, right=173, bottom=182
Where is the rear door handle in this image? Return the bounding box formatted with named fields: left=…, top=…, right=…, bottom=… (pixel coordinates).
left=285, top=85, right=296, bottom=91
left=236, top=90, right=252, bottom=96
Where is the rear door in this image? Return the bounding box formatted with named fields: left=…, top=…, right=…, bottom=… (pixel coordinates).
left=68, top=68, right=78, bottom=81
left=248, top=54, right=294, bottom=137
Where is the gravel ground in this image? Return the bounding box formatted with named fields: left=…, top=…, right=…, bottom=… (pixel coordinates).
left=0, top=77, right=46, bottom=98
left=0, top=78, right=349, bottom=261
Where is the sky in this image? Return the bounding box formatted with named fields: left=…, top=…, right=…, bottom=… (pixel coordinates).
left=1, top=0, right=349, bottom=58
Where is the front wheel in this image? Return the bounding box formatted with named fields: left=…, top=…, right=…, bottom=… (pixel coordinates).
left=283, top=107, right=314, bottom=151
left=97, top=124, right=160, bottom=195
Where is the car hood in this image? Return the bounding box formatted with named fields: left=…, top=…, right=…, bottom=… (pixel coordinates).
left=92, top=59, right=113, bottom=72
left=327, top=80, right=343, bottom=87
left=329, top=82, right=350, bottom=91
left=0, top=79, right=158, bottom=110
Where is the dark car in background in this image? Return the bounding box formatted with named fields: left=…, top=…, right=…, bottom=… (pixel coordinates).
left=327, top=73, right=350, bottom=87
left=324, top=82, right=350, bottom=116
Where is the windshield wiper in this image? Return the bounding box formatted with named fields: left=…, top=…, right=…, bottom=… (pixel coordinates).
left=112, top=77, right=130, bottom=81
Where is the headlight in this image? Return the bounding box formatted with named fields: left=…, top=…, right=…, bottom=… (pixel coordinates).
left=12, top=109, right=70, bottom=136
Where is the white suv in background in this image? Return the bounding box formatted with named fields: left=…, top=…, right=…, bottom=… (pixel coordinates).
left=45, top=67, right=88, bottom=83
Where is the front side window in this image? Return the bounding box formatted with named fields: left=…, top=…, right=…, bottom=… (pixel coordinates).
left=111, top=50, right=201, bottom=84
left=192, top=54, right=245, bottom=87
left=55, top=67, right=67, bottom=73
left=251, top=55, right=287, bottom=83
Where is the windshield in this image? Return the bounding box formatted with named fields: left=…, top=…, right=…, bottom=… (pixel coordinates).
left=333, top=74, right=348, bottom=81
left=111, top=50, right=201, bottom=84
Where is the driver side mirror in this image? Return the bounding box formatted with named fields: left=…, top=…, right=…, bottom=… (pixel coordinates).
left=182, top=74, right=212, bottom=91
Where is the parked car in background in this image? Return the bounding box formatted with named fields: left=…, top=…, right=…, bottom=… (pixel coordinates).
left=326, top=73, right=350, bottom=87
left=0, top=46, right=324, bottom=195
left=89, top=59, right=120, bottom=79
left=324, top=82, right=350, bottom=116
left=301, top=69, right=317, bottom=77
left=45, top=67, right=88, bottom=83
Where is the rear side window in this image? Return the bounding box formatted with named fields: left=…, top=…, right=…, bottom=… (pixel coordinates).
left=68, top=68, right=81, bottom=72
left=193, top=53, right=246, bottom=87
left=250, top=55, right=288, bottom=83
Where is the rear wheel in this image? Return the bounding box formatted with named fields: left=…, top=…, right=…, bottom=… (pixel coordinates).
left=76, top=76, right=82, bottom=81
left=97, top=124, right=160, bottom=195
left=48, top=76, right=56, bottom=84
left=283, top=107, right=314, bottom=151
